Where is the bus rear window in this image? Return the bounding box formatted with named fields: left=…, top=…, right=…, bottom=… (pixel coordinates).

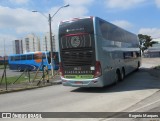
left=59, top=18, right=94, bottom=49
left=59, top=18, right=94, bottom=36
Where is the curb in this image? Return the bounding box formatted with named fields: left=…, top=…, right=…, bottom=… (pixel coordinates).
left=0, top=80, right=62, bottom=94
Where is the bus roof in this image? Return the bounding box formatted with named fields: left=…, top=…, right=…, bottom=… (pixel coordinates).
left=60, top=16, right=94, bottom=24
left=60, top=16, right=137, bottom=36
left=8, top=51, right=50, bottom=56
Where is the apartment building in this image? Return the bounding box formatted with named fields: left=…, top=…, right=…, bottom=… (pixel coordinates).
left=13, top=40, right=23, bottom=54
left=23, top=33, right=41, bottom=53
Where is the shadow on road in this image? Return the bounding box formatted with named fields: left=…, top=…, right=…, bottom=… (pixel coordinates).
left=71, top=67, right=160, bottom=93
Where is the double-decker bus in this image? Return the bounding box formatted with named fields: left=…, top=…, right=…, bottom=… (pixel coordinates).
left=8, top=51, right=59, bottom=71
left=58, top=16, right=141, bottom=87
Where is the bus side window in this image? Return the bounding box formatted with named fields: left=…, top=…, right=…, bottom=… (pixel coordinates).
left=48, top=57, right=51, bottom=64
left=15, top=56, right=20, bottom=61
left=34, top=54, right=42, bottom=60
left=42, top=53, right=46, bottom=59
left=21, top=55, right=26, bottom=60
left=11, top=56, right=15, bottom=61
left=124, top=52, right=132, bottom=59
left=136, top=52, right=140, bottom=57
left=27, top=54, right=33, bottom=60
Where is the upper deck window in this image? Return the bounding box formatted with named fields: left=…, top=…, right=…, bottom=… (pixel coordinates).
left=59, top=18, right=94, bottom=36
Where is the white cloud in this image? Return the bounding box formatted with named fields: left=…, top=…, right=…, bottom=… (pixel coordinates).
left=0, top=0, right=93, bottom=34
left=112, top=20, right=133, bottom=30
left=64, top=0, right=94, bottom=6
left=155, top=0, right=160, bottom=8
left=49, top=0, right=94, bottom=34
left=0, top=6, right=48, bottom=34
left=0, top=6, right=49, bottom=56
left=0, top=0, right=94, bottom=55
left=139, top=28, right=160, bottom=38
left=0, top=34, right=17, bottom=56
left=0, top=34, right=17, bottom=47
left=105, top=0, right=147, bottom=10
left=9, top=0, right=29, bottom=5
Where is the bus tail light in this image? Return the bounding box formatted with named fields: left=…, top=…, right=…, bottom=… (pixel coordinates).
left=59, top=62, right=64, bottom=77
left=94, top=61, right=102, bottom=78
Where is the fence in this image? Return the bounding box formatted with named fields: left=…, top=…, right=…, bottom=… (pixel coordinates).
left=0, top=59, right=60, bottom=93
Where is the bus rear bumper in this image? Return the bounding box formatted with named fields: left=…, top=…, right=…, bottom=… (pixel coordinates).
left=61, top=77, right=104, bottom=87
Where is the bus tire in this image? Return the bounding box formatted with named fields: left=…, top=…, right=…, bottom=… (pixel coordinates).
left=114, top=70, right=120, bottom=85
left=114, top=72, right=118, bottom=85
left=18, top=67, right=22, bottom=72
left=120, top=68, right=125, bottom=81
left=136, top=61, right=140, bottom=71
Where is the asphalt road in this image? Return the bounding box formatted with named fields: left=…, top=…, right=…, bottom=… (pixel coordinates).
left=0, top=69, right=22, bottom=77
left=0, top=58, right=160, bottom=121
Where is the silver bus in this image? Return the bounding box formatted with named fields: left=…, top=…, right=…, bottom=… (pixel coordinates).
left=58, top=16, right=141, bottom=87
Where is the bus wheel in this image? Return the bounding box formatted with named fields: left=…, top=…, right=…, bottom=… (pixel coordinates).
left=114, top=72, right=119, bottom=85
left=120, top=69, right=125, bottom=81
left=136, top=62, right=140, bottom=71
left=138, top=61, right=140, bottom=69
left=18, top=67, right=22, bottom=72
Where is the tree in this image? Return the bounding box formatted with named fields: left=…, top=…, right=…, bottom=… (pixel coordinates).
left=138, top=34, right=158, bottom=52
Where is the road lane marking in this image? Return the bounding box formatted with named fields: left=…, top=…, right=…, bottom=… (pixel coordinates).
left=130, top=98, right=160, bottom=112
left=100, top=94, right=160, bottom=121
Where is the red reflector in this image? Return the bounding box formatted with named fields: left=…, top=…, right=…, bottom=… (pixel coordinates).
left=94, top=61, right=102, bottom=78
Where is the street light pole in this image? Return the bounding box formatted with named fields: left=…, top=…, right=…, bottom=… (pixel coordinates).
left=32, top=4, right=69, bottom=77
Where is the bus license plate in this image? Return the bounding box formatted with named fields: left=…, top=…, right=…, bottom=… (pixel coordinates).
left=75, top=81, right=83, bottom=84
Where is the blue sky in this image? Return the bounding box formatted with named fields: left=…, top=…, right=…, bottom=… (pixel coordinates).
left=0, top=0, right=160, bottom=56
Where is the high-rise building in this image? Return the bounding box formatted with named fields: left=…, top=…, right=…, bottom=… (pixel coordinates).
left=23, top=33, right=41, bottom=53
left=13, top=40, right=23, bottom=54
left=42, top=32, right=56, bottom=52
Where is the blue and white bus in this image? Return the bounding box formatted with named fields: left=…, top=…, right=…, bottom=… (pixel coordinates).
left=8, top=51, right=59, bottom=71
left=58, top=16, right=141, bottom=87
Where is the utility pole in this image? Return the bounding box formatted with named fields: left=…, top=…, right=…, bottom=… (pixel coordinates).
left=49, top=13, right=54, bottom=76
